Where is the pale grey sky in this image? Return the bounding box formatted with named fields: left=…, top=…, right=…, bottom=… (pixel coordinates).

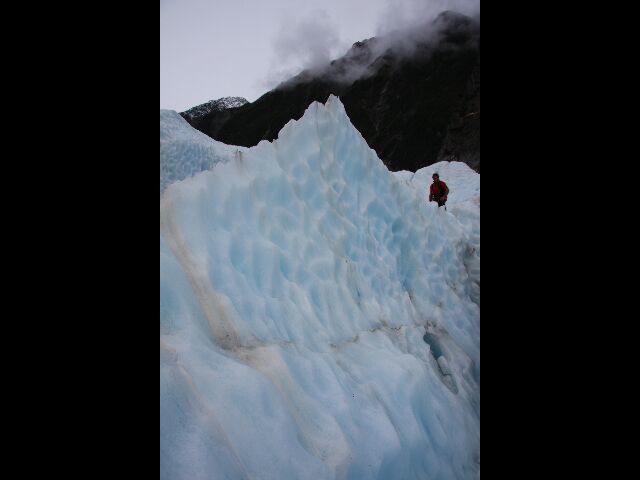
left=160, top=0, right=479, bottom=112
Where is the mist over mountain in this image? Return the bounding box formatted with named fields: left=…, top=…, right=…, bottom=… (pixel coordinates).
left=180, top=11, right=480, bottom=172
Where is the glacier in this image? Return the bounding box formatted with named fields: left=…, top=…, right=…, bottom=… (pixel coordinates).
left=160, top=109, right=248, bottom=195
left=160, top=95, right=480, bottom=480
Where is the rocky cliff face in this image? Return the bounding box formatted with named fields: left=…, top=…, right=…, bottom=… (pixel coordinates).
left=436, top=61, right=479, bottom=172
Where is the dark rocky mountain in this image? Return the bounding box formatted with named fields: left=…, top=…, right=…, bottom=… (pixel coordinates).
left=435, top=58, right=479, bottom=171
left=180, top=11, right=479, bottom=172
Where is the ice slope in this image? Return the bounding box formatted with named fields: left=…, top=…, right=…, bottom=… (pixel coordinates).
left=393, top=162, right=480, bottom=306
left=160, top=109, right=247, bottom=195
left=393, top=162, right=480, bottom=207
left=160, top=96, right=480, bottom=480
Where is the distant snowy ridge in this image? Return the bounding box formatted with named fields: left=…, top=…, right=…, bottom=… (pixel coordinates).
left=181, top=96, right=249, bottom=122
left=160, top=95, right=479, bottom=480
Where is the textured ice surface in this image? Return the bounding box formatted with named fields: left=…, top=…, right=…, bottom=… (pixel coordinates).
left=160, top=96, right=480, bottom=479
left=160, top=109, right=247, bottom=195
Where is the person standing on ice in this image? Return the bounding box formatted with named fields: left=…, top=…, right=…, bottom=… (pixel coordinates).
left=429, top=173, right=449, bottom=209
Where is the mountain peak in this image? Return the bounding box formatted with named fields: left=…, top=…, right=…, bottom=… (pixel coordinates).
left=181, top=96, right=249, bottom=122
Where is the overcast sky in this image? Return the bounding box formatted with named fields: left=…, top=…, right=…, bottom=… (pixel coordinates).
left=160, top=0, right=479, bottom=112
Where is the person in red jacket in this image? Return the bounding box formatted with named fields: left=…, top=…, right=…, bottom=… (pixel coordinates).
left=429, top=173, right=449, bottom=208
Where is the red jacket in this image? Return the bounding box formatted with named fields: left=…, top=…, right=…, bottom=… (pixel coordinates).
left=429, top=181, right=449, bottom=200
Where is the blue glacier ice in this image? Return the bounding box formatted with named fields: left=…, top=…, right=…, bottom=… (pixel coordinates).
left=160, top=95, right=480, bottom=480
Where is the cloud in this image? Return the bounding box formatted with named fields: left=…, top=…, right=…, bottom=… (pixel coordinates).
left=260, top=0, right=480, bottom=94
left=375, top=0, right=480, bottom=36
left=263, top=10, right=346, bottom=90
left=274, top=11, right=342, bottom=68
